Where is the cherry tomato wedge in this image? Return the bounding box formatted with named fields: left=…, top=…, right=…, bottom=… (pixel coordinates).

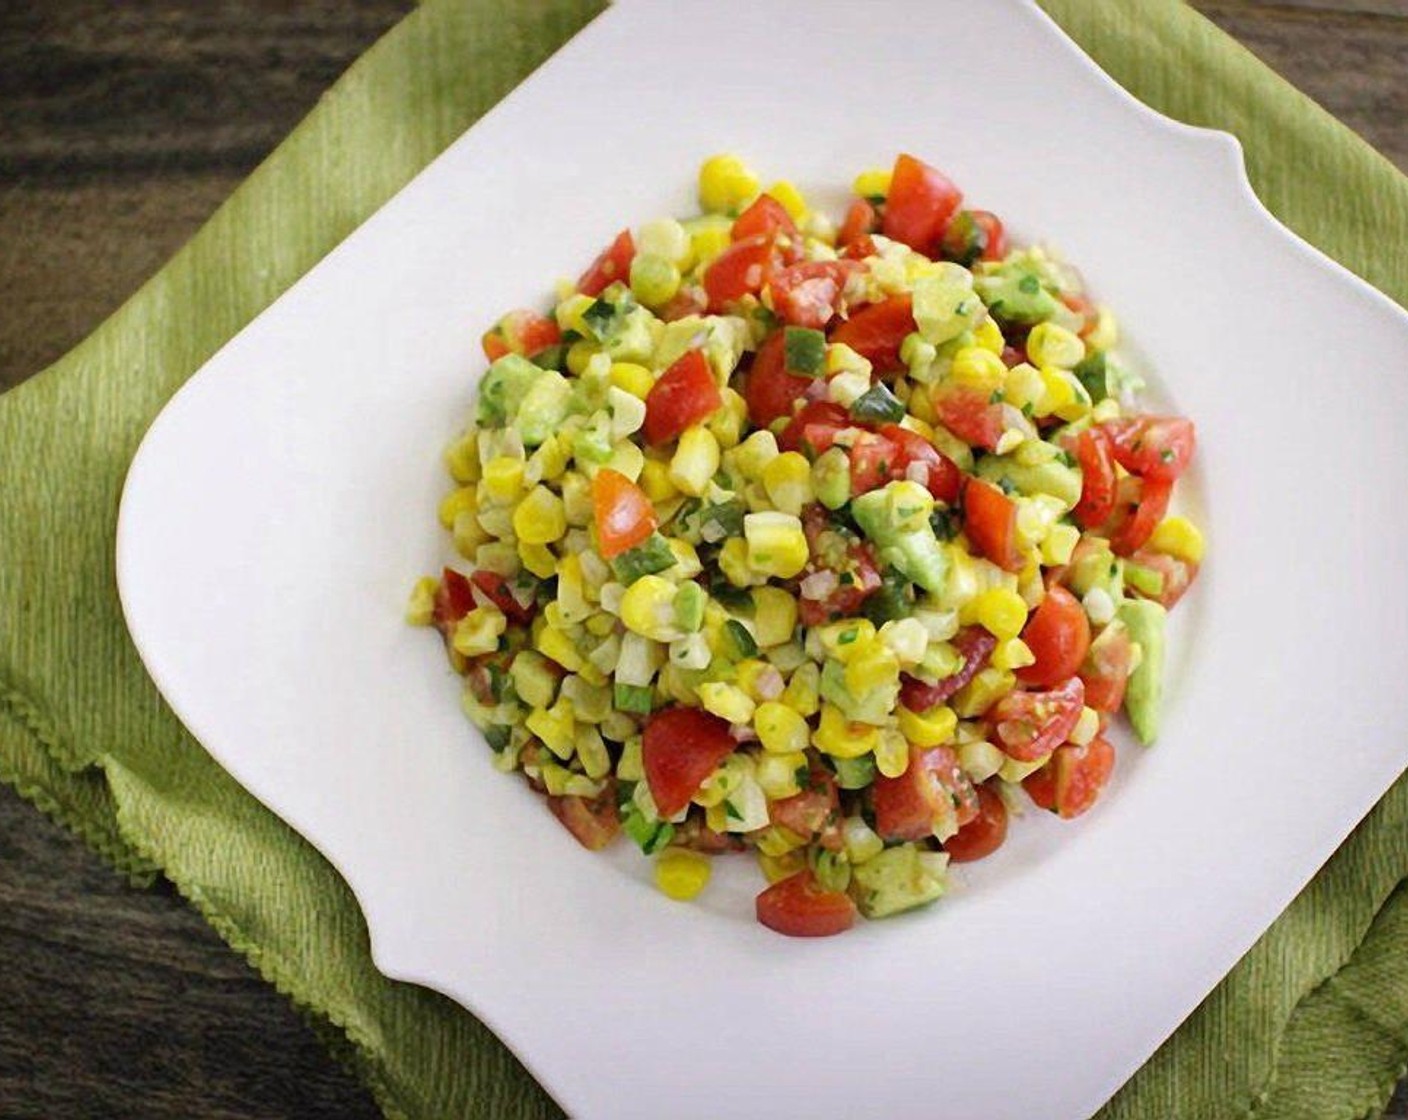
left=576, top=228, right=635, bottom=297
left=847, top=430, right=902, bottom=495
left=933, top=384, right=1004, bottom=452
left=963, top=477, right=1023, bottom=572
left=899, top=627, right=997, bottom=710
left=481, top=310, right=561, bottom=363
left=642, top=707, right=736, bottom=819
left=767, top=260, right=862, bottom=329
left=777, top=399, right=850, bottom=456
left=769, top=766, right=840, bottom=842
left=703, top=234, right=777, bottom=312
left=878, top=424, right=962, bottom=503
left=1026, top=736, right=1116, bottom=819
left=1070, top=427, right=1117, bottom=530
left=732, top=193, right=799, bottom=242
left=642, top=349, right=722, bottom=446
left=840, top=233, right=879, bottom=261
left=591, top=468, right=658, bottom=559
left=991, top=676, right=1086, bottom=761
left=432, top=567, right=475, bottom=635
left=547, top=786, right=620, bottom=850
left=1079, top=622, right=1136, bottom=713
left=882, top=153, right=963, bottom=252
left=873, top=745, right=979, bottom=841
left=1126, top=549, right=1198, bottom=609
left=1107, top=475, right=1172, bottom=557
left=1102, top=416, right=1196, bottom=482
left=1016, top=586, right=1091, bottom=688
left=469, top=569, right=534, bottom=626
left=746, top=331, right=814, bottom=429
left=837, top=197, right=878, bottom=248
left=756, top=870, right=857, bottom=938
left=944, top=785, right=1008, bottom=862
left=829, top=293, right=914, bottom=374
left=970, top=209, right=1007, bottom=262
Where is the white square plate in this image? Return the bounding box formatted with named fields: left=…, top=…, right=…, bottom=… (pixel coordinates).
left=116, top=2, right=1408, bottom=1116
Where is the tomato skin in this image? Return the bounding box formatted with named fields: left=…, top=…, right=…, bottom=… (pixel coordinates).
left=745, top=331, right=813, bottom=429
left=642, top=350, right=722, bottom=446
left=469, top=570, right=534, bottom=626
left=1023, top=763, right=1058, bottom=813
left=1108, top=476, right=1172, bottom=557
left=1079, top=623, right=1136, bottom=713
left=847, top=431, right=902, bottom=495
left=481, top=331, right=510, bottom=361
left=778, top=399, right=850, bottom=456
left=873, top=745, right=978, bottom=841
left=1046, top=735, right=1116, bottom=819
left=944, top=785, right=1008, bottom=862
left=964, top=477, right=1023, bottom=572
left=1016, top=586, right=1091, bottom=688
left=756, top=871, right=857, bottom=938
left=1070, top=427, right=1117, bottom=530
left=642, top=707, right=736, bottom=818
left=933, top=384, right=1004, bottom=452
left=840, top=233, right=879, bottom=261
left=577, top=229, right=635, bottom=297
left=732, top=194, right=799, bottom=242
left=703, top=235, right=777, bottom=312
left=591, top=468, right=658, bottom=559
left=882, top=153, right=963, bottom=252
left=991, top=677, right=1086, bottom=761
left=433, top=568, right=476, bottom=635
left=900, top=627, right=997, bottom=710
left=547, top=785, right=620, bottom=850
left=659, top=287, right=708, bottom=322
left=483, top=309, right=561, bottom=362
left=837, top=197, right=878, bottom=248
left=1103, top=416, right=1196, bottom=482
left=878, top=424, right=962, bottom=503
left=829, top=294, right=915, bottom=374
left=971, top=210, right=1007, bottom=262
left=769, top=766, right=840, bottom=842
left=1127, top=549, right=1198, bottom=609
left=767, top=260, right=862, bottom=329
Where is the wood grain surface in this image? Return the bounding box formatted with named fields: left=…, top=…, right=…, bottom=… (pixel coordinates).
left=1, top=2, right=1405, bottom=1118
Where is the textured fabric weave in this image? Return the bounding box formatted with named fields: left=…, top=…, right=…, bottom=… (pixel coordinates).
left=1, top=1, right=1404, bottom=1116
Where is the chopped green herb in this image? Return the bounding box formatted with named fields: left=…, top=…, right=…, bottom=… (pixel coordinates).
left=724, top=619, right=759, bottom=659
left=485, top=725, right=511, bottom=752
left=610, top=533, right=677, bottom=584
left=783, top=326, right=828, bottom=376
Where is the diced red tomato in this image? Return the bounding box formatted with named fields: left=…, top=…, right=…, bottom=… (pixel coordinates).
left=1127, top=549, right=1198, bottom=609
left=703, top=234, right=778, bottom=312
left=547, top=785, right=620, bottom=850
left=899, top=627, right=997, bottom=710
left=1079, top=622, right=1137, bottom=713
left=591, top=468, right=658, bottom=559
left=1070, top=427, right=1117, bottom=530
left=756, top=871, right=857, bottom=938
left=1025, top=736, right=1116, bottom=819
left=882, top=153, right=963, bottom=252
left=1001, top=343, right=1026, bottom=368
left=480, top=309, right=562, bottom=363
left=933, top=384, right=1005, bottom=452
left=991, top=677, right=1086, bottom=761
left=767, top=260, right=862, bottom=329
left=1016, top=586, right=1091, bottom=688
left=658, top=287, right=707, bottom=322
left=839, top=233, right=879, bottom=261
left=847, top=430, right=902, bottom=495
left=777, top=399, right=850, bottom=456
left=746, top=331, right=813, bottom=429
left=878, top=424, right=962, bottom=503
left=672, top=816, right=745, bottom=854
left=433, top=568, right=475, bottom=635
left=798, top=506, right=883, bottom=626
left=1060, top=293, right=1100, bottom=339
left=873, top=745, right=979, bottom=841
left=963, top=477, right=1023, bottom=572
left=576, top=228, right=635, bottom=297
left=1102, top=416, right=1196, bottom=482
left=642, top=349, right=722, bottom=446
left=769, top=766, right=840, bottom=843
left=642, top=707, right=736, bottom=818
left=732, top=193, right=799, bottom=242
left=970, top=209, right=1007, bottom=262
left=944, top=785, right=1008, bottom=862
left=829, top=294, right=915, bottom=374
left=837, top=197, right=878, bottom=248
left=469, top=570, right=534, bottom=626
left=1107, top=475, right=1172, bottom=557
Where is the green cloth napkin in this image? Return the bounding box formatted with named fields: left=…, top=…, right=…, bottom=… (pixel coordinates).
left=1, top=0, right=1405, bottom=1116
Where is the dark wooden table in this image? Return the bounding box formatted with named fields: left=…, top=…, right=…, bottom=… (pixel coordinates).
left=1, top=2, right=1405, bottom=1116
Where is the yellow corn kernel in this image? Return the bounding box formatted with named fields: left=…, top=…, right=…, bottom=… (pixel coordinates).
left=525, top=696, right=575, bottom=760
left=698, top=681, right=756, bottom=724
left=609, top=361, right=655, bottom=400
left=1069, top=705, right=1101, bottom=747
left=992, top=638, right=1036, bottom=671
left=708, top=387, right=748, bottom=450
left=453, top=510, right=490, bottom=559
left=584, top=611, right=617, bottom=637
left=751, top=586, right=798, bottom=648
left=438, top=486, right=478, bottom=530
left=756, top=750, right=808, bottom=800
left=761, top=451, right=814, bottom=517
left=699, top=153, right=759, bottom=213
left=1149, top=516, right=1206, bottom=564
left=852, top=167, right=892, bottom=199
left=666, top=538, right=702, bottom=579
left=620, top=575, right=681, bottom=641
left=952, top=667, right=1016, bottom=718
left=689, top=219, right=733, bottom=267
left=518, top=541, right=558, bottom=579
left=555, top=292, right=594, bottom=333
left=701, top=800, right=727, bottom=833
left=782, top=661, right=820, bottom=718
left=817, top=619, right=878, bottom=662
left=973, top=317, right=1005, bottom=355
left=669, top=425, right=721, bottom=497
left=525, top=436, right=570, bottom=485
left=444, top=431, right=481, bottom=483
left=481, top=457, right=526, bottom=504
left=638, top=218, right=693, bottom=268
left=874, top=728, right=910, bottom=779
left=968, top=588, right=1029, bottom=640
left=897, top=704, right=958, bottom=747
left=1025, top=322, right=1085, bottom=369
left=754, top=701, right=810, bottom=755
left=744, top=511, right=808, bottom=579
left=536, top=624, right=584, bottom=673
left=565, top=338, right=598, bottom=375
left=512, top=485, right=567, bottom=545
left=452, top=606, right=506, bottom=657
left=766, top=179, right=808, bottom=222
left=715, top=538, right=758, bottom=588
left=1002, top=362, right=1046, bottom=413
left=1085, top=307, right=1119, bottom=353
left=757, top=827, right=808, bottom=860
left=654, top=848, right=711, bottom=902
left=950, top=346, right=1008, bottom=395
left=813, top=703, right=878, bottom=759
left=406, top=577, right=438, bottom=626
left=732, top=430, right=780, bottom=481
left=843, top=643, right=899, bottom=697
left=958, top=739, right=1005, bottom=783
left=475, top=541, right=519, bottom=576
left=1040, top=522, right=1081, bottom=567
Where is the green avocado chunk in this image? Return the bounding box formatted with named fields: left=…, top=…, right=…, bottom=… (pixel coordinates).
left=849, top=844, right=948, bottom=919
left=476, top=353, right=543, bottom=429
left=851, top=483, right=949, bottom=595
left=1118, top=598, right=1166, bottom=745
